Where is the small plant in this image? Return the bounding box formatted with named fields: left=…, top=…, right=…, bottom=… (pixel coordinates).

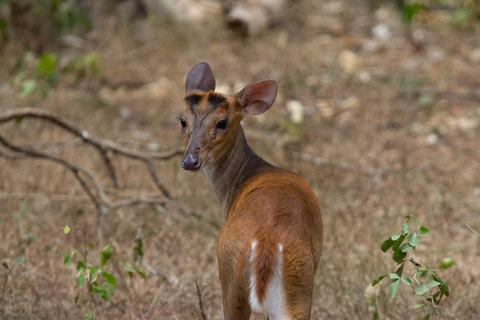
left=63, top=224, right=147, bottom=320
left=372, top=215, right=454, bottom=319
left=64, top=225, right=116, bottom=319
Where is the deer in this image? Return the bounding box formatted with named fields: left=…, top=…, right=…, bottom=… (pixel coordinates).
left=179, top=62, right=323, bottom=320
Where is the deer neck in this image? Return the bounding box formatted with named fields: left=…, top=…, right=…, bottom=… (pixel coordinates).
left=204, top=126, right=276, bottom=216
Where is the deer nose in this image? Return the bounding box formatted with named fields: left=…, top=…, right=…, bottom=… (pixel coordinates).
left=181, top=153, right=202, bottom=171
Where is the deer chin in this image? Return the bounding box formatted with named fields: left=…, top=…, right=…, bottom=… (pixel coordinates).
left=204, top=156, right=215, bottom=167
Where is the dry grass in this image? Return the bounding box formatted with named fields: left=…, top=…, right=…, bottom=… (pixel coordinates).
left=1, top=0, right=480, bottom=319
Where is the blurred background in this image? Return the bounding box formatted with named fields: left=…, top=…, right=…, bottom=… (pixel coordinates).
left=0, top=0, right=479, bottom=319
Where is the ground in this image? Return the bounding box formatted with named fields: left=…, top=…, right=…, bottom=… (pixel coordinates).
left=0, top=0, right=479, bottom=319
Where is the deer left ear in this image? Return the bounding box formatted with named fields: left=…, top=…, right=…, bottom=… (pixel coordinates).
left=237, top=79, right=278, bottom=115
left=185, top=62, right=216, bottom=94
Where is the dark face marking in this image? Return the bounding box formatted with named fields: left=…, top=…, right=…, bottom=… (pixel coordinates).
left=208, top=93, right=226, bottom=109
left=185, top=94, right=204, bottom=112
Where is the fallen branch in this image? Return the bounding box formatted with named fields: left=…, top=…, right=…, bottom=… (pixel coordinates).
left=0, top=107, right=183, bottom=198
left=195, top=280, right=208, bottom=320
left=0, top=107, right=184, bottom=215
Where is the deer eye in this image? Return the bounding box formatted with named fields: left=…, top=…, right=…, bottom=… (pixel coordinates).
left=216, top=118, right=228, bottom=130
left=180, top=118, right=187, bottom=128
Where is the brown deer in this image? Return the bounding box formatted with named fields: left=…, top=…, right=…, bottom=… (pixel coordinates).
left=179, top=62, right=323, bottom=320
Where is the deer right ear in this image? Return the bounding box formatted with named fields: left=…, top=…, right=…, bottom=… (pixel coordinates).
left=185, top=62, right=216, bottom=94
left=237, top=79, right=278, bottom=115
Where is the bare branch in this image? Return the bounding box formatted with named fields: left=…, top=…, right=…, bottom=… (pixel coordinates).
left=0, top=107, right=186, bottom=215
left=465, top=223, right=480, bottom=237
left=195, top=280, right=208, bottom=320
left=0, top=108, right=183, bottom=197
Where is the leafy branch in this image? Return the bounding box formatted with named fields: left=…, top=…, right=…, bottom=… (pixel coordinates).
left=372, top=215, right=454, bottom=319
left=64, top=225, right=147, bottom=320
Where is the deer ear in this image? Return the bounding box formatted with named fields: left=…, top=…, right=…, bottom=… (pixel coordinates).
left=237, top=79, right=278, bottom=115
left=185, top=62, right=216, bottom=93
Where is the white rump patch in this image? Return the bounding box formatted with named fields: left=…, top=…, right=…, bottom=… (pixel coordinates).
left=248, top=242, right=287, bottom=319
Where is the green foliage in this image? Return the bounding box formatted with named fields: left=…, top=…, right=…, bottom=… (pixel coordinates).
left=11, top=51, right=101, bottom=99
left=48, top=0, right=92, bottom=34
left=63, top=225, right=147, bottom=318
left=14, top=256, right=25, bottom=265
left=372, top=215, right=453, bottom=318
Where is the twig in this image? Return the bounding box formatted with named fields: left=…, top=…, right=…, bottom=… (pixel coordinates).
left=133, top=226, right=171, bottom=283
left=1, top=263, right=14, bottom=301
left=465, top=223, right=480, bottom=237
left=195, top=280, right=208, bottom=320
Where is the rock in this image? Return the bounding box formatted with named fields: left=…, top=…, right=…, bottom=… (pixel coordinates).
left=286, top=100, right=304, bottom=124
left=372, top=23, right=391, bottom=40
left=426, top=134, right=440, bottom=145
left=338, top=50, right=362, bottom=74
left=225, top=0, right=287, bottom=36
left=470, top=48, right=480, bottom=62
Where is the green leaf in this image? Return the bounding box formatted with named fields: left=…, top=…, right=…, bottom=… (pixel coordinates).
left=413, top=303, right=426, bottom=309
left=76, top=260, right=85, bottom=271
left=64, top=251, right=74, bottom=267
left=101, top=282, right=114, bottom=297
left=391, top=235, right=401, bottom=241
left=392, top=248, right=407, bottom=264
left=100, top=244, right=113, bottom=268
left=395, top=263, right=404, bottom=278
left=389, top=279, right=400, bottom=298
left=89, top=266, right=99, bottom=282
left=415, top=284, right=429, bottom=295
left=75, top=293, right=79, bottom=304
left=408, top=233, right=420, bottom=247
left=134, top=237, right=144, bottom=259
left=20, top=79, right=36, bottom=98
left=401, top=277, right=412, bottom=286
left=392, top=235, right=406, bottom=251
left=132, top=262, right=148, bottom=280
left=422, top=313, right=431, bottom=320
left=372, top=275, right=386, bottom=287
left=439, top=257, right=455, bottom=269
left=419, top=226, right=429, bottom=237
left=425, top=280, right=441, bottom=287
left=92, top=282, right=114, bottom=301
left=432, top=274, right=449, bottom=296
left=389, top=273, right=400, bottom=280
left=432, top=291, right=444, bottom=305
left=122, top=261, right=134, bottom=278
left=84, top=311, right=94, bottom=320
left=14, top=256, right=25, bottom=265
left=64, top=225, right=70, bottom=234
left=401, top=223, right=409, bottom=234
left=88, top=243, right=94, bottom=249
left=76, top=269, right=86, bottom=289
left=452, top=8, right=471, bottom=27
left=400, top=243, right=412, bottom=252
left=102, top=272, right=116, bottom=289
left=13, top=71, right=26, bottom=84
left=381, top=238, right=395, bottom=253
left=36, top=53, right=57, bottom=77
left=92, top=283, right=109, bottom=301
left=401, top=3, right=425, bottom=23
